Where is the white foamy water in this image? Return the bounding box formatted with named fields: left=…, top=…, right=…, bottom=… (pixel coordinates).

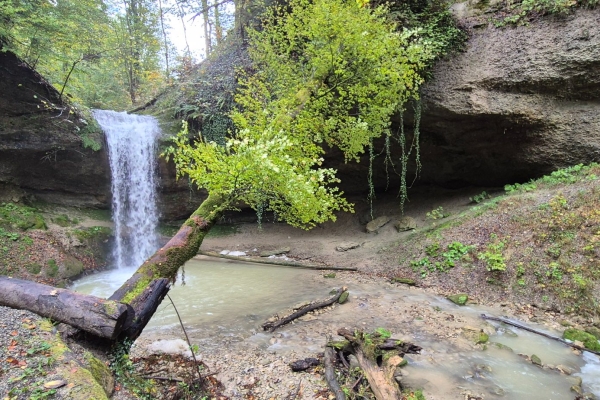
left=93, top=110, right=161, bottom=269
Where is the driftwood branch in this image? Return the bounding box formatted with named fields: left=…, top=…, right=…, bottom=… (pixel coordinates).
left=336, top=328, right=422, bottom=400
left=262, top=287, right=348, bottom=332
left=481, top=314, right=600, bottom=356
left=324, top=347, right=346, bottom=400
left=197, top=251, right=358, bottom=271
left=0, top=277, right=128, bottom=340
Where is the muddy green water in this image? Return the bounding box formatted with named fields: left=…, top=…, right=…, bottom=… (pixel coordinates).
left=72, top=258, right=600, bottom=399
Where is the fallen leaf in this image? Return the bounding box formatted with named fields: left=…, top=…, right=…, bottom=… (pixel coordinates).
left=10, top=331, right=17, bottom=336
left=8, top=340, right=17, bottom=351
left=26, top=324, right=36, bottom=330
left=66, top=383, right=75, bottom=389
left=6, top=357, right=19, bottom=365
left=44, top=380, right=67, bottom=389
left=49, top=290, right=58, bottom=296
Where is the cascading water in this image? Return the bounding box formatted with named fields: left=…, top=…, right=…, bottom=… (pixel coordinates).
left=93, top=110, right=161, bottom=269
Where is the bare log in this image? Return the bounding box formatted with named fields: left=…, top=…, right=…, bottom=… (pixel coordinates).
left=324, top=347, right=346, bottom=400
left=481, top=314, right=600, bottom=356
left=337, top=328, right=403, bottom=400
left=196, top=251, right=358, bottom=271
left=0, top=276, right=128, bottom=340
left=262, top=287, right=347, bottom=332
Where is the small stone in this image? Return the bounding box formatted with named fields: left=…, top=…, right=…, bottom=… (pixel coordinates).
left=490, top=342, right=513, bottom=352
left=447, top=293, right=468, bottom=305
left=489, top=385, right=505, bottom=396
left=335, top=242, right=361, bottom=252
left=531, top=354, right=542, bottom=366
left=556, top=364, right=574, bottom=375
left=366, top=216, right=390, bottom=233
left=394, top=216, right=417, bottom=232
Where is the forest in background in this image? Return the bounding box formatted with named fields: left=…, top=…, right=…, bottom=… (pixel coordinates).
left=0, top=0, right=237, bottom=109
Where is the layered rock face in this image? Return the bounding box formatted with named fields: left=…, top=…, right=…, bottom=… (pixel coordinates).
left=0, top=49, right=111, bottom=207
left=418, top=8, right=600, bottom=186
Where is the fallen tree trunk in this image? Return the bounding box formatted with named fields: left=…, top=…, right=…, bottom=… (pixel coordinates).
left=262, top=287, right=348, bottom=332
left=481, top=314, right=600, bottom=356
left=196, top=251, right=358, bottom=271
left=0, top=276, right=128, bottom=340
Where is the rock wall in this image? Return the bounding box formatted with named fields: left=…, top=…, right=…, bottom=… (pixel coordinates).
left=0, top=49, right=111, bottom=207
left=418, top=7, right=600, bottom=185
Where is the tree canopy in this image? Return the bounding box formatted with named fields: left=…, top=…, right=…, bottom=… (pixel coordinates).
left=166, top=0, right=447, bottom=228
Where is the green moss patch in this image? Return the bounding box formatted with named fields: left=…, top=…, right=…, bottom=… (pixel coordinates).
left=563, top=328, right=600, bottom=351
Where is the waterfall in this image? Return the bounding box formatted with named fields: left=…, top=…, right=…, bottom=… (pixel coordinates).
left=93, top=110, right=160, bottom=269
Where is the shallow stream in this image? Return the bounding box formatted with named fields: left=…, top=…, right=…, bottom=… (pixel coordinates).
left=72, top=258, right=600, bottom=399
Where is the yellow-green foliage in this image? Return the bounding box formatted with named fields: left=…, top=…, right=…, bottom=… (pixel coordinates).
left=166, top=0, right=441, bottom=230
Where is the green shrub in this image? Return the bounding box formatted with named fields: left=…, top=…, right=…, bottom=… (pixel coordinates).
left=478, top=235, right=506, bottom=272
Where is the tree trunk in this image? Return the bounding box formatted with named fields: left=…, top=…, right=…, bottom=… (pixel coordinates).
left=0, top=276, right=128, bottom=340
left=108, top=192, right=227, bottom=340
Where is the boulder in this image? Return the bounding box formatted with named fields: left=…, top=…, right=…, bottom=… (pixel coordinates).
left=366, top=216, right=390, bottom=233
left=394, top=216, right=417, bottom=232
left=448, top=293, right=469, bottom=305
left=335, top=242, right=361, bottom=252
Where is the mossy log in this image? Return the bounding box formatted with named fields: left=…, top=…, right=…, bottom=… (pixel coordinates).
left=0, top=277, right=128, bottom=340
left=262, top=287, right=348, bottom=332
left=336, top=328, right=421, bottom=400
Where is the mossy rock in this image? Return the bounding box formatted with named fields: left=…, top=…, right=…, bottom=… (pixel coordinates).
left=563, top=328, right=600, bottom=351
left=447, top=293, right=468, bottom=306
left=338, top=291, right=350, bottom=304
left=16, top=214, right=46, bottom=230
left=392, top=277, right=416, bottom=286
left=61, top=255, right=84, bottom=279
left=477, top=332, right=489, bottom=344
left=531, top=354, right=542, bottom=366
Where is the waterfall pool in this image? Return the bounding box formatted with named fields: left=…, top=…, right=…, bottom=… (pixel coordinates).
left=72, top=257, right=600, bottom=399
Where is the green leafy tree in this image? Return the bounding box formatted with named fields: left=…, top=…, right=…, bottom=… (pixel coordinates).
left=108, top=0, right=442, bottom=338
